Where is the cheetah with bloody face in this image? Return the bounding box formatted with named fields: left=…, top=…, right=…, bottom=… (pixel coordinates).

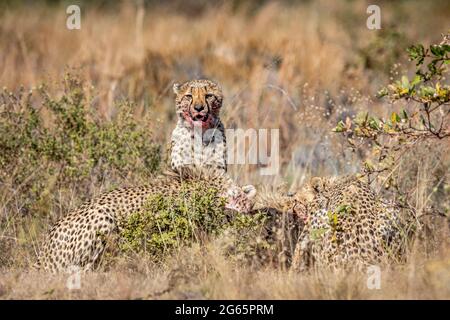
left=289, top=176, right=408, bottom=272
left=170, top=79, right=227, bottom=172
left=36, top=167, right=256, bottom=273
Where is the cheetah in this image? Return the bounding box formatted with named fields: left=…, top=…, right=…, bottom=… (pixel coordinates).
left=35, top=167, right=256, bottom=273
left=170, top=79, right=227, bottom=172
left=289, top=176, right=409, bottom=272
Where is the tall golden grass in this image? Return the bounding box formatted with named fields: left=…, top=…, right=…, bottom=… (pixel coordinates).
left=0, top=0, right=449, bottom=299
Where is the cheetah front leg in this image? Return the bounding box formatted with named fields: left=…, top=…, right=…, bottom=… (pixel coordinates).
left=291, top=233, right=312, bottom=272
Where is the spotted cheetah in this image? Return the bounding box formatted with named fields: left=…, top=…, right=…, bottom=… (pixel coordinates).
left=290, top=176, right=408, bottom=272
left=170, top=79, right=227, bottom=172
left=35, top=167, right=256, bottom=273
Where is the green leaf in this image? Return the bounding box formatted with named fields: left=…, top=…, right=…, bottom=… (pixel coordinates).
left=401, top=109, right=408, bottom=120
left=420, top=86, right=435, bottom=97
left=401, top=75, right=410, bottom=89
left=368, top=116, right=380, bottom=130
left=355, top=112, right=369, bottom=126
left=430, top=45, right=443, bottom=57
left=410, top=74, right=422, bottom=87
left=407, top=44, right=425, bottom=65
left=391, top=112, right=401, bottom=124
left=377, top=88, right=388, bottom=98
left=333, top=120, right=346, bottom=133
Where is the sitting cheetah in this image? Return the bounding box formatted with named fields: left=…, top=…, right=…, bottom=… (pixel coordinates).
left=170, top=79, right=227, bottom=172
left=289, top=176, right=408, bottom=272
left=36, top=167, right=256, bottom=273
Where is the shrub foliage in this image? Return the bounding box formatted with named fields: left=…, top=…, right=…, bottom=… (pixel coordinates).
left=0, top=73, right=161, bottom=216
left=334, top=33, right=450, bottom=215
left=118, top=181, right=273, bottom=264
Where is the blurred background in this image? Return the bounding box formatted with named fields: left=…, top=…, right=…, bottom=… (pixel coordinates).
left=1, top=1, right=449, bottom=179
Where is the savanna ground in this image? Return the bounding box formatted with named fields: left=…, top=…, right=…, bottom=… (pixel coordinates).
left=0, top=0, right=449, bottom=299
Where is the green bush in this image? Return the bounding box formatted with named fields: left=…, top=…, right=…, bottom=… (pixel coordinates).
left=119, top=181, right=227, bottom=257
left=0, top=73, right=161, bottom=216
left=118, top=180, right=276, bottom=263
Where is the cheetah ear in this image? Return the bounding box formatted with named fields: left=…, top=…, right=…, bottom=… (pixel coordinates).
left=173, top=82, right=181, bottom=95
left=242, top=185, right=257, bottom=199
left=209, top=80, right=222, bottom=92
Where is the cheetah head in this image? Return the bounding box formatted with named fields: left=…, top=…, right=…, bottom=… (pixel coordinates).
left=223, top=184, right=257, bottom=214
left=287, top=177, right=331, bottom=223
left=173, top=79, right=223, bottom=130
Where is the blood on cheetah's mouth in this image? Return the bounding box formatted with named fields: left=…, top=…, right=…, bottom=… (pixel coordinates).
left=189, top=111, right=212, bottom=125
left=182, top=111, right=214, bottom=129
left=192, top=113, right=208, bottom=122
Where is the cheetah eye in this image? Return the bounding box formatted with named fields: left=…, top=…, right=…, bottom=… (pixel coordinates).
left=184, top=94, right=192, bottom=99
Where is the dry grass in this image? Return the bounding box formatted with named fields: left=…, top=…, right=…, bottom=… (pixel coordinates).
left=1, top=238, right=449, bottom=300
left=0, top=0, right=449, bottom=299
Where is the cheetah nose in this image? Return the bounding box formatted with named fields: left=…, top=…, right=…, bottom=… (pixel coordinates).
left=194, top=104, right=204, bottom=112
